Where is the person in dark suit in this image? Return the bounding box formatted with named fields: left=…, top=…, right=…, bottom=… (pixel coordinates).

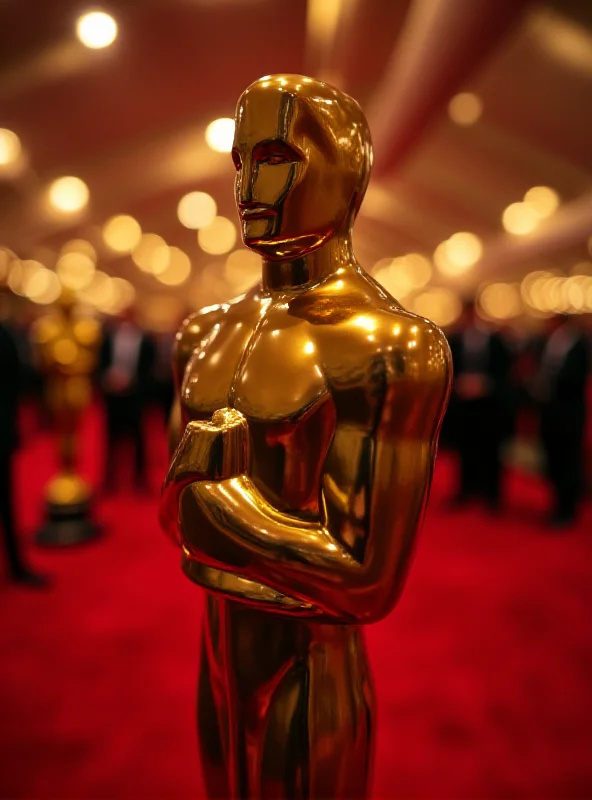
left=98, top=308, right=155, bottom=493
left=0, top=315, right=47, bottom=585
left=447, top=300, right=513, bottom=510
left=533, top=314, right=590, bottom=527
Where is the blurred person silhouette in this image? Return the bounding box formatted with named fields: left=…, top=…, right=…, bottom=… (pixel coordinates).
left=447, top=299, right=513, bottom=511
left=0, top=311, right=48, bottom=586
left=99, top=306, right=155, bottom=493
left=532, top=314, right=590, bottom=528
left=152, top=328, right=175, bottom=422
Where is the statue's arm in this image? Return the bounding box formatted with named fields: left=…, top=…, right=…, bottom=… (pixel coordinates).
left=173, top=325, right=452, bottom=622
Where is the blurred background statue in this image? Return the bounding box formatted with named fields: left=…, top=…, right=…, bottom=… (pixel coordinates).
left=32, top=289, right=101, bottom=545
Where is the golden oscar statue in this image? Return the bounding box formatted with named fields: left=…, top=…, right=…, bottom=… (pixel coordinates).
left=161, top=74, right=451, bottom=798
left=32, top=289, right=101, bottom=545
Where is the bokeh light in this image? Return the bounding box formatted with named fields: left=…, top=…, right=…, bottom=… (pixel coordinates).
left=56, top=252, right=96, bottom=291
left=103, top=215, right=142, bottom=253
left=132, top=233, right=167, bottom=273
left=177, top=192, right=217, bottom=230
left=76, top=11, right=118, bottom=49
left=0, top=129, right=22, bottom=167
left=198, top=216, right=237, bottom=255
left=411, top=288, right=461, bottom=327
left=523, top=186, right=560, bottom=219
left=48, top=176, right=89, bottom=214
left=478, top=283, right=523, bottom=320
left=205, top=118, right=235, bottom=153
left=60, top=239, right=97, bottom=263
left=26, top=269, right=62, bottom=305
left=502, top=202, right=540, bottom=235
left=448, top=92, right=483, bottom=126
left=434, top=232, right=482, bottom=276
left=374, top=253, right=432, bottom=298
left=156, top=247, right=192, bottom=286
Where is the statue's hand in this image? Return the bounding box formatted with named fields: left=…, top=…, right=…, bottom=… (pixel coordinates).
left=160, top=407, right=249, bottom=542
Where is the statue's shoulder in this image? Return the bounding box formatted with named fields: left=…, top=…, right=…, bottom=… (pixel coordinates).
left=310, top=270, right=451, bottom=386
left=174, top=289, right=258, bottom=366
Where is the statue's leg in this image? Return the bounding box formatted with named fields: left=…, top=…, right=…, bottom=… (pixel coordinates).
left=258, top=629, right=375, bottom=799
left=197, top=635, right=230, bottom=799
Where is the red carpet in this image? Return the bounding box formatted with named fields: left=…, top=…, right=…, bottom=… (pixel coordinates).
left=1, top=406, right=592, bottom=799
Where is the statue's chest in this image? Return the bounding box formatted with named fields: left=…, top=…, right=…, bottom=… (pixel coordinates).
left=181, top=311, right=328, bottom=424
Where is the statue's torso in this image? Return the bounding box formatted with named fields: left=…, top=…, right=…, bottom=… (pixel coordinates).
left=178, top=271, right=433, bottom=613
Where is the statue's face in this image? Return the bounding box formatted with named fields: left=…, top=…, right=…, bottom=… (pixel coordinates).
left=232, top=85, right=354, bottom=260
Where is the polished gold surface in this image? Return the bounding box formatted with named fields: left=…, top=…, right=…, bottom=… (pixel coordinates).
left=32, top=291, right=100, bottom=504
left=161, top=74, right=451, bottom=798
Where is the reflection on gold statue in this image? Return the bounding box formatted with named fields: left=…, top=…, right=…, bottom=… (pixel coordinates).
left=32, top=289, right=101, bottom=544
left=161, top=74, right=451, bottom=798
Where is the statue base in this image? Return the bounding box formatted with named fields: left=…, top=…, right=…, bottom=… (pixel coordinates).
left=36, top=473, right=101, bottom=547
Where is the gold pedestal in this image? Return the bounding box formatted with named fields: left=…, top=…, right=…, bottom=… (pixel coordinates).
left=37, top=473, right=100, bottom=546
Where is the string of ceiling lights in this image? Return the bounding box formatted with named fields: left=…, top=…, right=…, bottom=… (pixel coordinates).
left=0, top=9, right=247, bottom=319
left=2, top=9, right=591, bottom=327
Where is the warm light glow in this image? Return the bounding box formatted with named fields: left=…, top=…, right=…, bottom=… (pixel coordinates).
left=77, top=270, right=114, bottom=307
left=448, top=92, right=483, bottom=126
left=19, top=260, right=44, bottom=298
left=523, top=186, right=560, bottom=219
left=156, top=247, right=192, bottom=286
left=225, top=249, right=261, bottom=294
left=103, top=215, right=142, bottom=253
left=56, top=252, right=96, bottom=291
left=374, top=253, right=432, bottom=297
left=48, top=176, right=89, bottom=214
left=26, top=269, right=61, bottom=305
left=76, top=11, right=118, bottom=49
left=198, top=216, right=237, bottom=255
left=205, top=118, right=235, bottom=153
left=434, top=233, right=482, bottom=277
left=411, top=288, right=461, bottom=327
left=8, top=259, right=46, bottom=296
left=132, top=233, right=167, bottom=273
left=478, top=283, right=522, bottom=320
left=0, top=129, right=22, bottom=167
left=60, top=239, right=97, bottom=262
left=532, top=8, right=592, bottom=76
left=353, top=315, right=377, bottom=333
left=374, top=261, right=414, bottom=298
left=446, top=232, right=482, bottom=267
left=177, top=192, right=217, bottom=230
left=502, top=202, right=540, bottom=235
left=110, top=277, right=136, bottom=313
left=0, top=248, right=16, bottom=284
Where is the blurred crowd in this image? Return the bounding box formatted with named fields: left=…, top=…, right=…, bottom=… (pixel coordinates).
left=1, top=293, right=592, bottom=588
left=444, top=301, right=592, bottom=528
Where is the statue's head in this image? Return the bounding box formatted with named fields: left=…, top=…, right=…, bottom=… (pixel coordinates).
left=233, top=74, right=372, bottom=260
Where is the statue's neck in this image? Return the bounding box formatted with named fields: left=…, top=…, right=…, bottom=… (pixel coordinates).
left=261, top=234, right=354, bottom=293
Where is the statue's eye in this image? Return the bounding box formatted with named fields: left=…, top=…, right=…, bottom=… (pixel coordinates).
left=231, top=149, right=241, bottom=170
left=261, top=153, right=290, bottom=166
left=253, top=139, right=303, bottom=167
